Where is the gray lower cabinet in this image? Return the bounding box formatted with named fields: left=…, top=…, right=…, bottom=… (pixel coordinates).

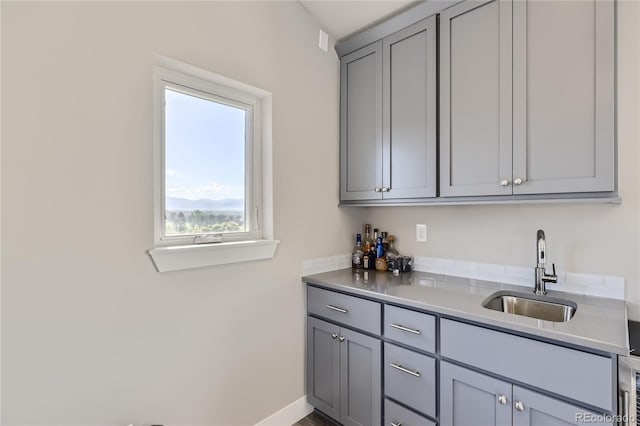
left=440, top=361, right=512, bottom=426
left=340, top=15, right=437, bottom=202
left=440, top=362, right=613, bottom=426
left=440, top=0, right=615, bottom=197
left=307, top=316, right=382, bottom=426
left=385, top=399, right=436, bottom=426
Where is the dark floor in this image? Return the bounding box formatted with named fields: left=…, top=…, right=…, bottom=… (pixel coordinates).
left=293, top=410, right=340, bottom=426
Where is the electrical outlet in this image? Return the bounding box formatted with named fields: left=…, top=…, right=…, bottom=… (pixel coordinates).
left=416, top=224, right=427, bottom=242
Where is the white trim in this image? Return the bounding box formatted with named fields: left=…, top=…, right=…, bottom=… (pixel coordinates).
left=149, top=56, right=274, bottom=272
left=148, top=239, right=279, bottom=272
left=254, top=396, right=314, bottom=426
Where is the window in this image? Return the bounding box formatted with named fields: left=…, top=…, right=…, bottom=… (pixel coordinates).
left=149, top=58, right=277, bottom=272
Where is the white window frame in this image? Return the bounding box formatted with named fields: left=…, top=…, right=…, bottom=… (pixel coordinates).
left=148, top=57, right=277, bottom=272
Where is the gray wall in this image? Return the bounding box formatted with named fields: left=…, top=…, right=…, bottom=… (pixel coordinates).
left=1, top=2, right=362, bottom=424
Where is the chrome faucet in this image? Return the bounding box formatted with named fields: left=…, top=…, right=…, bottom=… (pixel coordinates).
left=535, top=229, right=557, bottom=295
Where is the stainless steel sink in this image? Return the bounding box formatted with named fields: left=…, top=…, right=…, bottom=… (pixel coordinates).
left=481, top=290, right=577, bottom=322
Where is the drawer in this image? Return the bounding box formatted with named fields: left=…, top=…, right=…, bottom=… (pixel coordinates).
left=384, top=305, right=436, bottom=353
left=384, top=343, right=436, bottom=417
left=440, top=319, right=614, bottom=411
left=384, top=399, right=436, bottom=426
left=307, top=286, right=381, bottom=335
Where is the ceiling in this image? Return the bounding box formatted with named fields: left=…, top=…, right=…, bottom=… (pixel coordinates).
left=299, top=0, right=420, bottom=41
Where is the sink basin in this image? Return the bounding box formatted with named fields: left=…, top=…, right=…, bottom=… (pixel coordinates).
left=481, top=290, right=577, bottom=322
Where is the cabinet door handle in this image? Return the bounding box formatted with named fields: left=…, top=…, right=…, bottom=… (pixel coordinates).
left=381, top=187, right=390, bottom=192
left=339, top=336, right=345, bottom=342
left=375, top=187, right=382, bottom=193
left=331, top=333, right=338, bottom=339
left=515, top=401, right=524, bottom=411
left=514, top=178, right=524, bottom=185
left=390, top=323, right=421, bottom=335
left=500, top=179, right=510, bottom=186
left=389, top=363, right=421, bottom=377
left=498, top=395, right=507, bottom=405
left=326, top=305, right=348, bottom=314
left=390, top=422, right=402, bottom=426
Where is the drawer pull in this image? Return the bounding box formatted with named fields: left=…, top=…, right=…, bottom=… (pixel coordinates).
left=390, top=363, right=421, bottom=378
left=391, top=422, right=402, bottom=426
left=390, top=323, right=421, bottom=335
left=326, top=304, right=348, bottom=314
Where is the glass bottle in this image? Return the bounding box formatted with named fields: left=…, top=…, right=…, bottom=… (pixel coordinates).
left=381, top=231, right=390, bottom=252
left=375, top=237, right=388, bottom=271
left=387, top=234, right=400, bottom=256
left=373, top=228, right=379, bottom=246
left=363, top=224, right=374, bottom=253
left=352, top=234, right=363, bottom=269
left=367, top=241, right=377, bottom=270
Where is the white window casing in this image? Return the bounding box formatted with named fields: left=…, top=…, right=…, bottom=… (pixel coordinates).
left=148, top=56, right=278, bottom=272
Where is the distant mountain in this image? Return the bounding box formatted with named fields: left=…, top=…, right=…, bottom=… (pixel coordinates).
left=166, top=197, right=244, bottom=211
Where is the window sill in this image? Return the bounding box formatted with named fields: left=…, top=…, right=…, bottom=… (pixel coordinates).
left=148, top=239, right=279, bottom=272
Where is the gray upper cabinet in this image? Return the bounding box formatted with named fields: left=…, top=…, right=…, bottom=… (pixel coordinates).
left=340, top=42, right=383, bottom=201
left=440, top=0, right=615, bottom=198
left=340, top=16, right=437, bottom=202
left=383, top=16, right=437, bottom=199
left=512, top=0, right=615, bottom=195
left=440, top=0, right=513, bottom=197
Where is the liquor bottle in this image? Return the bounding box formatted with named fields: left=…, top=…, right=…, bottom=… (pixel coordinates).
left=363, top=224, right=374, bottom=252
left=381, top=231, right=390, bottom=252
left=375, top=236, right=385, bottom=258
left=373, top=228, right=379, bottom=246
left=366, top=241, right=377, bottom=270
left=352, top=234, right=363, bottom=269
left=387, top=235, right=400, bottom=256
left=375, top=237, right=388, bottom=271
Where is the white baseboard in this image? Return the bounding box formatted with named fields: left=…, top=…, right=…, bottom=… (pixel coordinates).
left=255, top=396, right=313, bottom=426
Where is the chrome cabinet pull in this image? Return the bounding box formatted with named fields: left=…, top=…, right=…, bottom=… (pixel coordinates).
left=381, top=187, right=390, bottom=192
left=389, top=363, right=421, bottom=378
left=331, top=333, right=338, bottom=339
left=515, top=401, right=524, bottom=412
left=514, top=178, right=523, bottom=185
left=375, top=187, right=382, bottom=193
left=339, top=336, right=345, bottom=342
left=390, top=323, right=421, bottom=335
left=390, top=422, right=402, bottom=426
left=500, top=179, right=510, bottom=186
left=326, top=304, right=348, bottom=314
left=498, top=395, right=507, bottom=405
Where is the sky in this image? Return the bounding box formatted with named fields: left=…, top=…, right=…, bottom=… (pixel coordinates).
left=164, top=88, right=246, bottom=202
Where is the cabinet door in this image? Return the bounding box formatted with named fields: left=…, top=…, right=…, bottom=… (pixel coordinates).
left=382, top=16, right=437, bottom=199
left=340, top=327, right=382, bottom=426
left=440, top=0, right=513, bottom=197
left=512, top=0, right=615, bottom=194
left=340, top=41, right=383, bottom=201
left=512, top=386, right=613, bottom=426
left=306, top=317, right=340, bottom=420
left=440, top=361, right=512, bottom=426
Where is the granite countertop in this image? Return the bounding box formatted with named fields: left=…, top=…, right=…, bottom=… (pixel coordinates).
left=302, top=268, right=629, bottom=355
